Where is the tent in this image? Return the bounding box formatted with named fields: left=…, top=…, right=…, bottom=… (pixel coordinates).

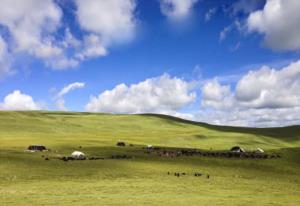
left=71, top=151, right=86, bottom=160
left=230, top=146, right=245, bottom=153
left=256, top=148, right=264, bottom=153
left=27, top=145, right=47, bottom=152
left=146, top=145, right=153, bottom=149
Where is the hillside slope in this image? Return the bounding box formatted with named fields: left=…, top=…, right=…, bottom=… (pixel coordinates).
left=0, top=111, right=299, bottom=150
left=0, top=111, right=299, bottom=206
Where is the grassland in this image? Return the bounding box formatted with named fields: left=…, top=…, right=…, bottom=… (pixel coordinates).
left=0, top=111, right=299, bottom=205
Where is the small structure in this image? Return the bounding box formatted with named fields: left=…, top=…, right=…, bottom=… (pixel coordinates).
left=255, top=148, right=264, bottom=153
left=116, top=141, right=126, bottom=147
left=71, top=151, right=86, bottom=160
left=230, top=146, right=245, bottom=153
left=146, top=145, right=153, bottom=149
left=27, top=145, right=47, bottom=152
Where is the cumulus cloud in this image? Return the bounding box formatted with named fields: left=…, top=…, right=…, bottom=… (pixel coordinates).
left=85, top=74, right=196, bottom=114
left=75, top=34, right=108, bottom=61
left=159, top=0, right=199, bottom=20
left=55, top=82, right=85, bottom=111
left=199, top=60, right=300, bottom=127
left=0, top=0, right=138, bottom=73
left=0, top=0, right=81, bottom=70
left=247, top=0, right=300, bottom=51
left=0, top=0, right=62, bottom=60
left=75, top=0, right=137, bottom=46
left=0, top=90, right=41, bottom=110
left=201, top=79, right=233, bottom=109
left=235, top=62, right=300, bottom=108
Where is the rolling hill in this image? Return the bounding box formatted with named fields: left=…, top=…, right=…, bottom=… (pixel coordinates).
left=0, top=111, right=299, bottom=205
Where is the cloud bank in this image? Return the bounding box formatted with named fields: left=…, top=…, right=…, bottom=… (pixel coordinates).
left=85, top=74, right=195, bottom=114
left=0, top=0, right=138, bottom=76
left=199, top=60, right=300, bottom=127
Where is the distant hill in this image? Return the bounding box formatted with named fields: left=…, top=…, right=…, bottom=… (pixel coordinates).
left=0, top=111, right=299, bottom=150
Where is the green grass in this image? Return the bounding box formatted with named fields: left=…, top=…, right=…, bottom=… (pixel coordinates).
left=0, top=111, right=299, bottom=205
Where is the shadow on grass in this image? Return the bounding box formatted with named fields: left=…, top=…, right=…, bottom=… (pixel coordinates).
left=138, top=114, right=300, bottom=141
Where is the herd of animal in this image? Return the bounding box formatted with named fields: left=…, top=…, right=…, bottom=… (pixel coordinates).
left=144, top=146, right=280, bottom=159
left=168, top=172, right=210, bottom=178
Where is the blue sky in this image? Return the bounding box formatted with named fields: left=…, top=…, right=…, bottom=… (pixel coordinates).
left=0, top=0, right=300, bottom=127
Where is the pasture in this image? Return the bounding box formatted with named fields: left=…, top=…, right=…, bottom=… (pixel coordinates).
left=0, top=111, right=299, bottom=205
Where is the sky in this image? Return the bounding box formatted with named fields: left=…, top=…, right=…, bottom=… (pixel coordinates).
left=0, top=0, right=300, bottom=127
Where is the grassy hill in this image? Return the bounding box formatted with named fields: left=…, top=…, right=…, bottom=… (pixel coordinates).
left=0, top=111, right=299, bottom=205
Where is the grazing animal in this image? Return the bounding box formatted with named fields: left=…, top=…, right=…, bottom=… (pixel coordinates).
left=116, top=141, right=126, bottom=147
left=194, top=172, right=202, bottom=177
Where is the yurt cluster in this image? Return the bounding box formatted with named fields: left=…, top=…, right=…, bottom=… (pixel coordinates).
left=26, top=142, right=280, bottom=162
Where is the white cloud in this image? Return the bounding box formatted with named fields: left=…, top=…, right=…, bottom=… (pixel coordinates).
left=195, top=107, right=300, bottom=127
left=160, top=0, right=199, bottom=20
left=0, top=90, right=41, bottom=110
left=0, top=0, right=80, bottom=70
left=235, top=61, right=300, bottom=108
left=247, top=0, right=300, bottom=51
left=0, top=0, right=137, bottom=73
left=201, top=79, right=233, bottom=109
left=205, top=8, right=217, bottom=22
left=219, top=26, right=231, bottom=41
left=85, top=74, right=196, bottom=113
left=199, top=60, right=300, bottom=127
left=231, top=0, right=264, bottom=15
left=56, top=82, right=85, bottom=110
left=0, top=0, right=62, bottom=58
left=75, top=0, right=137, bottom=46
left=75, top=34, right=108, bottom=61
left=219, top=20, right=242, bottom=42
left=0, top=35, right=13, bottom=78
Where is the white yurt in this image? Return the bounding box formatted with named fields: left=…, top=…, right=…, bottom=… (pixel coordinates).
left=230, top=146, right=245, bottom=153
left=256, top=148, right=264, bottom=153
left=147, top=145, right=153, bottom=149
left=71, top=151, right=85, bottom=160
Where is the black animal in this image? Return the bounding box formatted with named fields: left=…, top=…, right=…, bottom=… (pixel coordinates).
left=194, top=172, right=202, bottom=177
left=116, top=141, right=126, bottom=147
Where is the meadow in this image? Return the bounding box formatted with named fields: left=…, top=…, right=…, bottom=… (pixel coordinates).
left=0, top=111, right=299, bottom=205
